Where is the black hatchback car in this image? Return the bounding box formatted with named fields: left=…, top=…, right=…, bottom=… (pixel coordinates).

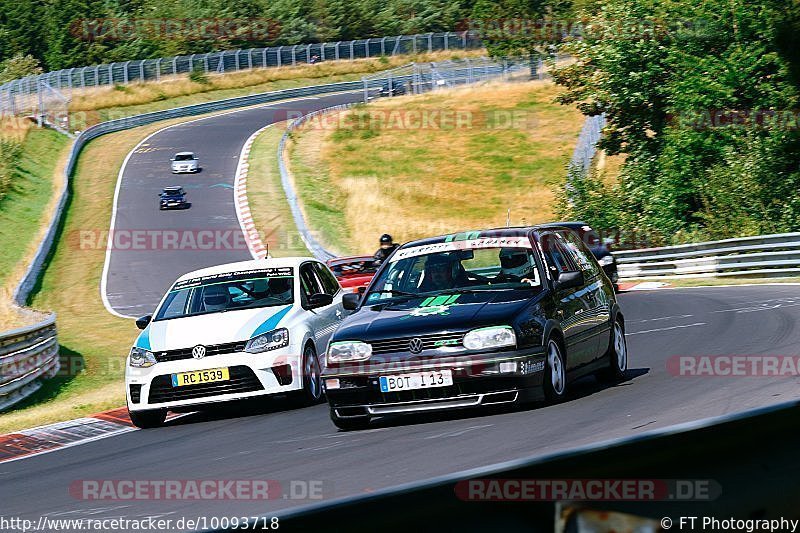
left=159, top=186, right=189, bottom=210
left=322, top=226, right=628, bottom=430
left=541, top=221, right=618, bottom=288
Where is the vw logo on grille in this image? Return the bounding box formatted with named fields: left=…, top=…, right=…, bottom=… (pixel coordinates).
left=408, top=338, right=424, bottom=354
left=192, top=345, right=207, bottom=359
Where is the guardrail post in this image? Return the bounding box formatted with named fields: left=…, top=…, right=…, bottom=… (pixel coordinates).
left=123, top=61, right=130, bottom=83
left=172, top=57, right=177, bottom=76
left=139, top=60, right=145, bottom=82
left=307, top=44, right=313, bottom=63
left=94, top=66, right=100, bottom=87
left=277, top=46, right=283, bottom=67
left=349, top=41, right=354, bottom=60
left=156, top=58, right=162, bottom=81
left=335, top=42, right=341, bottom=61
left=291, top=45, right=297, bottom=65
left=381, top=37, right=387, bottom=56
left=262, top=48, right=268, bottom=67
left=428, top=32, right=433, bottom=52
left=444, top=32, right=450, bottom=50
left=365, top=39, right=370, bottom=58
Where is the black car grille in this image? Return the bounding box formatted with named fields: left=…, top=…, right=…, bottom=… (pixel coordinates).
left=129, top=384, right=142, bottom=404
left=147, top=365, right=263, bottom=404
left=153, top=340, right=247, bottom=362
left=369, top=332, right=465, bottom=355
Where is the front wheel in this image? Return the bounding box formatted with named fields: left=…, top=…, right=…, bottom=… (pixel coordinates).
left=128, top=408, right=166, bottom=429
left=597, top=318, right=628, bottom=382
left=294, top=343, right=323, bottom=406
left=543, top=338, right=567, bottom=402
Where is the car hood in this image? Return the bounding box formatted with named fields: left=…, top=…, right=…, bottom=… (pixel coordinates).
left=134, top=305, right=293, bottom=351
left=334, top=291, right=535, bottom=341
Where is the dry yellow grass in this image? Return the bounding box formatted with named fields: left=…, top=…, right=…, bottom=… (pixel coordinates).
left=70, top=50, right=485, bottom=113
left=0, top=117, right=33, bottom=142
left=290, top=79, right=584, bottom=254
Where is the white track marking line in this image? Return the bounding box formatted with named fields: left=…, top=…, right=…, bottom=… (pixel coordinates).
left=627, top=322, right=707, bottom=336
left=628, top=314, right=694, bottom=324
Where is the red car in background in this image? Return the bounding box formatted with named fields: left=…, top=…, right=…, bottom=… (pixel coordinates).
left=326, top=256, right=379, bottom=293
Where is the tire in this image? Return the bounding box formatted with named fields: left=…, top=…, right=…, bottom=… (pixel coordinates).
left=128, top=408, right=166, bottom=429
left=597, top=317, right=628, bottom=383
left=295, top=343, right=323, bottom=406
left=330, top=409, right=370, bottom=431
left=543, top=337, right=567, bottom=402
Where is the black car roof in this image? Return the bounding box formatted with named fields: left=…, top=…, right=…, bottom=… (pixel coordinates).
left=163, top=186, right=183, bottom=192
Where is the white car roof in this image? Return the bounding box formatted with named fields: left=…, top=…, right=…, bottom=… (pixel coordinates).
left=174, top=151, right=195, bottom=156
left=175, top=257, right=316, bottom=282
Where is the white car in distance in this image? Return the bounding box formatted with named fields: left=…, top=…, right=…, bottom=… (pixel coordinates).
left=170, top=151, right=199, bottom=173
left=126, top=258, right=345, bottom=428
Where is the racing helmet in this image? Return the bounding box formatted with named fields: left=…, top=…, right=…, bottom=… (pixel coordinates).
left=380, top=234, right=393, bottom=244
left=499, top=248, right=535, bottom=278
left=268, top=278, right=293, bottom=301
left=202, top=285, right=230, bottom=312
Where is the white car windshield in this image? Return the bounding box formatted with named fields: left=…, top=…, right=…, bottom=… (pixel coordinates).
left=174, top=154, right=195, bottom=161
left=364, top=242, right=542, bottom=305
left=154, top=268, right=294, bottom=321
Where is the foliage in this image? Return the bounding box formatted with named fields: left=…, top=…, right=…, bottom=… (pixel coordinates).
left=551, top=0, right=800, bottom=243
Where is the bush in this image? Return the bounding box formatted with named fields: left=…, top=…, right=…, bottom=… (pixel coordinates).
left=0, top=139, right=22, bottom=202
left=188, top=67, right=209, bottom=85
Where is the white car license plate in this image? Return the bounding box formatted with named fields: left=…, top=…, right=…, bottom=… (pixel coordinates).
left=379, top=370, right=453, bottom=392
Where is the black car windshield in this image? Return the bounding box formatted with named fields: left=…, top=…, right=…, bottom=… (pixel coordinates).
left=154, top=270, right=294, bottom=321
left=174, top=154, right=194, bottom=161
left=363, top=241, right=543, bottom=305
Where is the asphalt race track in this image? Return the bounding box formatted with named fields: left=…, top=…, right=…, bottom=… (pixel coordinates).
left=3, top=285, right=800, bottom=524
left=102, top=91, right=363, bottom=318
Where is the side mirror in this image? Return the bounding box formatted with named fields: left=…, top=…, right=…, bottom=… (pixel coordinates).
left=342, top=292, right=360, bottom=311
left=135, top=315, right=152, bottom=330
left=308, top=293, right=334, bottom=309
left=554, top=271, right=583, bottom=291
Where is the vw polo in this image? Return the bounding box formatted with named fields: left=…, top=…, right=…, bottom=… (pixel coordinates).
left=126, top=257, right=344, bottom=428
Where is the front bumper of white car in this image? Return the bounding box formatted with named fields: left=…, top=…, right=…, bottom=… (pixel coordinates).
left=171, top=164, right=198, bottom=173
left=126, top=344, right=304, bottom=411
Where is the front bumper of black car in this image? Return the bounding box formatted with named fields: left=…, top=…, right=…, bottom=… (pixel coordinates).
left=324, top=348, right=546, bottom=418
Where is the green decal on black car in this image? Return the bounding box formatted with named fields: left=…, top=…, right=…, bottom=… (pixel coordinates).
left=402, top=294, right=461, bottom=319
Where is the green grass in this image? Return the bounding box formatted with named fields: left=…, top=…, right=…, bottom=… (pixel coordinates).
left=247, top=124, right=312, bottom=257
left=288, top=80, right=585, bottom=255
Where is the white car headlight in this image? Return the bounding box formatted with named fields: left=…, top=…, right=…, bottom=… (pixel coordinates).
left=129, top=347, right=157, bottom=367
left=245, top=328, right=289, bottom=353
left=599, top=255, right=615, bottom=266
left=327, top=341, right=372, bottom=363
left=463, top=326, right=516, bottom=351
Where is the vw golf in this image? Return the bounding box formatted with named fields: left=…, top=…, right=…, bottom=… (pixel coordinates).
left=322, top=227, right=628, bottom=430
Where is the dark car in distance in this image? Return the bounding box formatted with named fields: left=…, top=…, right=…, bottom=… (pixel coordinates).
left=378, top=80, right=407, bottom=97
left=542, top=221, right=618, bottom=288
left=159, top=186, right=189, bottom=210
left=322, top=226, right=628, bottom=430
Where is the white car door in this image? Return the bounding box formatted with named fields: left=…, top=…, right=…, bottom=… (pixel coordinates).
left=298, top=262, right=342, bottom=355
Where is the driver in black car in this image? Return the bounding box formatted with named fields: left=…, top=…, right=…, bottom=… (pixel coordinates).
left=496, top=248, right=539, bottom=286
left=418, top=254, right=470, bottom=292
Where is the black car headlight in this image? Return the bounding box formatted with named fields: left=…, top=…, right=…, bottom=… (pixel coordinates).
left=327, top=341, right=372, bottom=363
left=129, top=347, right=157, bottom=367
left=463, top=326, right=517, bottom=351
left=245, top=328, right=289, bottom=353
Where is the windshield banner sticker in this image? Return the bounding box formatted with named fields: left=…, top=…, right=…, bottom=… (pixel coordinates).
left=172, top=267, right=294, bottom=291
left=390, top=237, right=532, bottom=262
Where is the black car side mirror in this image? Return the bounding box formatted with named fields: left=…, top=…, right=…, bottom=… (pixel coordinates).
left=555, top=271, right=584, bottom=291
left=135, top=315, right=152, bottom=330
left=342, top=292, right=360, bottom=311
left=308, top=293, right=334, bottom=309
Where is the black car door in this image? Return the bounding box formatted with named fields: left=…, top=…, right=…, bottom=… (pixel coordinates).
left=559, top=229, right=613, bottom=362
left=540, top=232, right=596, bottom=368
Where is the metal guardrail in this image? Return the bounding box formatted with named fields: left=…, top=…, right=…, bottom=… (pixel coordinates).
left=614, top=232, right=800, bottom=279
left=0, top=31, right=483, bottom=118
left=0, top=313, right=59, bottom=412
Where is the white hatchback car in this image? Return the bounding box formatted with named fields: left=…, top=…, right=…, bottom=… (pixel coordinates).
left=126, top=258, right=344, bottom=428
left=170, top=152, right=199, bottom=173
